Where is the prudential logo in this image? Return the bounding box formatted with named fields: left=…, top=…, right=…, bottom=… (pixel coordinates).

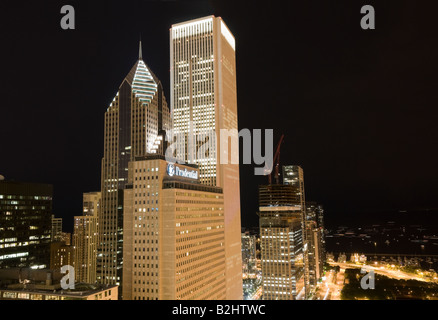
left=167, top=163, right=175, bottom=177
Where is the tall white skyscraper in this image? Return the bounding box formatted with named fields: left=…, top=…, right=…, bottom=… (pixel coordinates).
left=170, top=16, right=243, bottom=299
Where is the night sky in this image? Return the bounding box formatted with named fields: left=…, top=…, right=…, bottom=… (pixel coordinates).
left=1, top=0, right=437, bottom=232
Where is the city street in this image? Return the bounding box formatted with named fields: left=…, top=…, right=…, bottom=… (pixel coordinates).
left=315, top=269, right=344, bottom=300
left=329, top=262, right=429, bottom=283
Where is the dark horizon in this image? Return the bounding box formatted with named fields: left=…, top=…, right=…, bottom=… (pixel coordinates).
left=1, top=0, right=437, bottom=233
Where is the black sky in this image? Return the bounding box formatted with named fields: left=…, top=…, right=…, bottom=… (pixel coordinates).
left=1, top=0, right=437, bottom=232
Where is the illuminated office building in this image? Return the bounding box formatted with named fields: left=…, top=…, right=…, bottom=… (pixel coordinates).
left=305, top=221, right=323, bottom=285
left=73, top=192, right=100, bottom=284
left=50, top=241, right=74, bottom=271
left=0, top=180, right=52, bottom=269
left=51, top=215, right=63, bottom=242
left=122, top=156, right=226, bottom=300
left=303, top=219, right=318, bottom=288
left=282, top=165, right=309, bottom=296
left=258, top=184, right=305, bottom=300
left=305, top=202, right=325, bottom=285
left=83, top=191, right=101, bottom=217
left=170, top=15, right=242, bottom=300
left=98, top=43, right=171, bottom=288
left=59, top=232, right=71, bottom=246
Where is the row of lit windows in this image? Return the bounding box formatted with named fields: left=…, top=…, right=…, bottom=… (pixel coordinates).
left=175, top=199, right=222, bottom=205
left=0, top=195, right=51, bottom=200
left=175, top=213, right=224, bottom=220
left=176, top=242, right=223, bottom=260
left=176, top=230, right=224, bottom=243
left=0, top=206, right=49, bottom=211
left=176, top=192, right=222, bottom=199
left=134, top=184, right=158, bottom=189
left=176, top=219, right=223, bottom=228
left=176, top=207, right=221, bottom=212
left=176, top=235, right=223, bottom=252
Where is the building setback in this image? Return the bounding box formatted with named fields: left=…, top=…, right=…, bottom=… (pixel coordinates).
left=123, top=156, right=226, bottom=300
left=0, top=180, right=53, bottom=269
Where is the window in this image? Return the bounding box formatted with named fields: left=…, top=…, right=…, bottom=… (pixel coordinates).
left=2, top=292, right=17, bottom=299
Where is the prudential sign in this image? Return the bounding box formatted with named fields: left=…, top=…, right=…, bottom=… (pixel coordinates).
left=167, top=163, right=198, bottom=180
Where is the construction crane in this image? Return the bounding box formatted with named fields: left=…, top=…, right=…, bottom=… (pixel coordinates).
left=268, top=134, right=284, bottom=185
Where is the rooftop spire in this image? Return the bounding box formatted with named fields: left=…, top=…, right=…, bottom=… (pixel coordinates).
left=139, top=38, right=143, bottom=60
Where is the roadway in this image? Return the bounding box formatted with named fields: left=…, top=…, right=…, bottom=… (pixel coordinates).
left=329, top=262, right=428, bottom=282
left=314, top=269, right=343, bottom=300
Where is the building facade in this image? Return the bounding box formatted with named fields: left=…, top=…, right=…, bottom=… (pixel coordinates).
left=122, top=156, right=226, bottom=300
left=258, top=184, right=305, bottom=300
left=282, top=165, right=309, bottom=295
left=170, top=15, right=242, bottom=300
left=73, top=192, right=100, bottom=284
left=59, top=232, right=71, bottom=246
left=50, top=241, right=74, bottom=271
left=305, top=202, right=325, bottom=286
left=73, top=215, right=98, bottom=284
left=98, top=44, right=171, bottom=288
left=0, top=181, right=53, bottom=269
left=83, top=192, right=101, bottom=217
left=51, top=215, right=63, bottom=242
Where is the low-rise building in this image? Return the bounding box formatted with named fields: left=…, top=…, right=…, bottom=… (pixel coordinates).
left=0, top=268, right=117, bottom=300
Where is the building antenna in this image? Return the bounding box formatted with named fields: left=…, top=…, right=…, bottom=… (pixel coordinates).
left=139, top=35, right=143, bottom=60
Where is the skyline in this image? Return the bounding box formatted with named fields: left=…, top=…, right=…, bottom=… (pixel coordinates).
left=1, top=0, right=438, bottom=232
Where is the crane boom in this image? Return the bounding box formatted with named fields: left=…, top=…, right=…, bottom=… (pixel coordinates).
left=268, top=134, right=284, bottom=184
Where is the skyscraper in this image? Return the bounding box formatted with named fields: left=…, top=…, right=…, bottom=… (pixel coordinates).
left=0, top=180, right=53, bottom=269
left=122, top=156, right=226, bottom=300
left=258, top=184, right=305, bottom=300
left=305, top=202, right=325, bottom=286
left=73, top=192, right=100, bottom=284
left=97, top=43, right=171, bottom=288
left=170, top=15, right=242, bottom=300
left=282, top=165, right=309, bottom=296
left=51, top=215, right=62, bottom=243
